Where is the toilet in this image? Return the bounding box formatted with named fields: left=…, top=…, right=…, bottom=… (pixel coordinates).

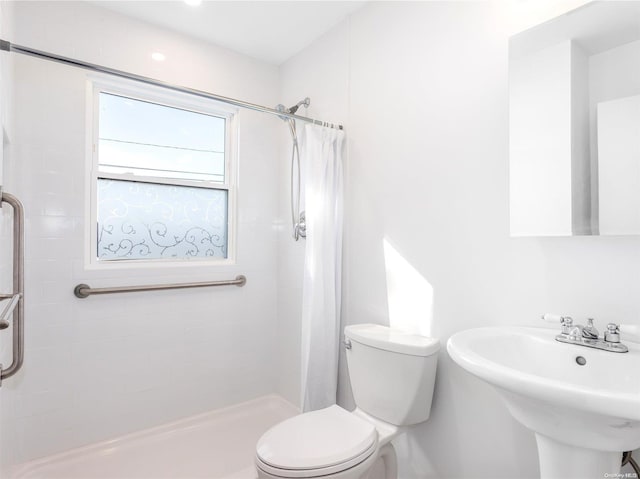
left=255, top=323, right=440, bottom=479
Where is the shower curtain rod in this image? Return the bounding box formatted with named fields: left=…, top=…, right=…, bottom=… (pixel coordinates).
left=0, top=39, right=344, bottom=130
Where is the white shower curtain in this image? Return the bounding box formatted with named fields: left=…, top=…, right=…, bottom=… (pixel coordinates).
left=299, top=123, right=345, bottom=412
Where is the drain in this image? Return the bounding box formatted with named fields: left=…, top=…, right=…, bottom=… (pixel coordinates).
left=575, top=356, right=587, bottom=366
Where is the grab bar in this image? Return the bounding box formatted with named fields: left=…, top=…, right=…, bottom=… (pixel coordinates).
left=74, top=275, right=247, bottom=298
left=0, top=191, right=25, bottom=385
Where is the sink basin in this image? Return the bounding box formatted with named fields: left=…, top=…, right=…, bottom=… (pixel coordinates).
left=447, top=326, right=640, bottom=478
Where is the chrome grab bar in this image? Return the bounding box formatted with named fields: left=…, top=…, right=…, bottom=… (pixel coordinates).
left=74, top=275, right=247, bottom=298
left=0, top=191, right=25, bottom=385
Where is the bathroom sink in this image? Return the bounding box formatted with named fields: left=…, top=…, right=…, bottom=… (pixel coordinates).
left=447, top=326, right=640, bottom=478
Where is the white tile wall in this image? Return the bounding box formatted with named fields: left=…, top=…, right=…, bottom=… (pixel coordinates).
left=4, top=0, right=282, bottom=464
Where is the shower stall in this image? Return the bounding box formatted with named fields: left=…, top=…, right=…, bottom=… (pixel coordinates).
left=0, top=1, right=345, bottom=476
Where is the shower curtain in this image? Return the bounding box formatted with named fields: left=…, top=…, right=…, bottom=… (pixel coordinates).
left=299, top=123, right=345, bottom=412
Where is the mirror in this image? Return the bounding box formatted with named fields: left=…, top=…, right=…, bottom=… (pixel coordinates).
left=509, top=1, right=640, bottom=236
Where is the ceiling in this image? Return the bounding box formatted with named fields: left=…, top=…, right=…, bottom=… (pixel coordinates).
left=91, top=1, right=365, bottom=65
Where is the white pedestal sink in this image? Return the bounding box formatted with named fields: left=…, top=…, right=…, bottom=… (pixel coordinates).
left=447, top=327, right=640, bottom=479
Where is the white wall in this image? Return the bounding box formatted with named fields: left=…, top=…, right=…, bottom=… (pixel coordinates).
left=281, top=2, right=640, bottom=477
left=4, top=0, right=281, bottom=463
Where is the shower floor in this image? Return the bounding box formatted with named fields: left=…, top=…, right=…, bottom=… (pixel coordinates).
left=10, top=395, right=298, bottom=479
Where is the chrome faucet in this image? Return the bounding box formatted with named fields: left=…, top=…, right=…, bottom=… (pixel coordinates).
left=542, top=314, right=628, bottom=353
left=582, top=318, right=599, bottom=339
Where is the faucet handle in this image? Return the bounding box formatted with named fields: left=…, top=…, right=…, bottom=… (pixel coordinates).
left=604, top=323, right=621, bottom=344
left=542, top=313, right=565, bottom=323
left=542, top=313, right=573, bottom=325
left=560, top=316, right=573, bottom=335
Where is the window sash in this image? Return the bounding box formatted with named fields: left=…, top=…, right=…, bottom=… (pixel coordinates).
left=97, top=91, right=228, bottom=183
left=96, top=171, right=230, bottom=192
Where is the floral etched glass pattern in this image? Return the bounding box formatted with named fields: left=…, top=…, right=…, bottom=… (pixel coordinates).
left=97, top=179, right=228, bottom=260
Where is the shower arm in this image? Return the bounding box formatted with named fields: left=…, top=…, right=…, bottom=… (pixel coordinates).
left=276, top=97, right=311, bottom=120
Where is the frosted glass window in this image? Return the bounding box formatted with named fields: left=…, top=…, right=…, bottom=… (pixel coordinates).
left=97, top=179, right=228, bottom=260
left=92, top=85, right=234, bottom=265
left=99, top=93, right=226, bottom=182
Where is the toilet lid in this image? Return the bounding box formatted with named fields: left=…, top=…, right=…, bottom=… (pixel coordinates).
left=256, top=405, right=377, bottom=473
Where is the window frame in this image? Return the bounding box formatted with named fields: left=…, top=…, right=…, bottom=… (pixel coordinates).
left=85, top=76, right=238, bottom=269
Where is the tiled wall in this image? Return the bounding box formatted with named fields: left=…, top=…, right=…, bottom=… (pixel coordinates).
left=5, top=1, right=282, bottom=463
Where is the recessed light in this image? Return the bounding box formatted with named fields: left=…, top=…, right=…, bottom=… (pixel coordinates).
left=151, top=52, right=166, bottom=62
left=184, top=0, right=202, bottom=6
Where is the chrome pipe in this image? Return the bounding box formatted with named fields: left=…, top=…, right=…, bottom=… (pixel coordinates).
left=0, top=40, right=343, bottom=131
left=74, top=275, right=247, bottom=298
left=0, top=192, right=25, bottom=383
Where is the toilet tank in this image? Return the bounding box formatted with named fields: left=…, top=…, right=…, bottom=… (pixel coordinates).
left=344, top=324, right=440, bottom=426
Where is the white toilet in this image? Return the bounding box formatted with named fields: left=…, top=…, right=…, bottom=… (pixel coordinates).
left=255, top=323, right=440, bottom=479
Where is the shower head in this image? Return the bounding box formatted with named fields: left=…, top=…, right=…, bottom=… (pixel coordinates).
left=275, top=97, right=311, bottom=120
left=287, top=97, right=310, bottom=115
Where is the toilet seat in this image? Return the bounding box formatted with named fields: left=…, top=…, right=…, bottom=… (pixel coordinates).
left=256, top=405, right=378, bottom=478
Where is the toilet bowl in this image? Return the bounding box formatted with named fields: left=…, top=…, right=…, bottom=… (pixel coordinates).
left=255, top=324, right=440, bottom=479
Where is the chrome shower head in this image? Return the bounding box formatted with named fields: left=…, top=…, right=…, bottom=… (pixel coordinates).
left=287, top=97, right=310, bottom=115
left=275, top=97, right=311, bottom=119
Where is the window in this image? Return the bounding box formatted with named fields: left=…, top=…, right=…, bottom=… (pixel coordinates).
left=89, top=81, right=236, bottom=266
